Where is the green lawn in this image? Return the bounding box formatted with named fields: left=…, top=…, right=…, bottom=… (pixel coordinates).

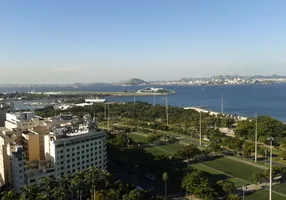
left=201, top=157, right=264, bottom=182
left=245, top=189, right=285, bottom=200
left=128, top=133, right=149, bottom=144
left=192, top=163, right=248, bottom=187
left=273, top=183, right=286, bottom=196
left=144, top=143, right=185, bottom=156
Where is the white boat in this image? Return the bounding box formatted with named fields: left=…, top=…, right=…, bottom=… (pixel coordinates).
left=85, top=98, right=106, bottom=103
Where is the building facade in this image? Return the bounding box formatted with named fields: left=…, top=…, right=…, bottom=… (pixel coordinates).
left=5, top=112, right=42, bottom=130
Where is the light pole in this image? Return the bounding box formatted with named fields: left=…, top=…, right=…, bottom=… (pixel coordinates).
left=107, top=104, right=110, bottom=132
left=221, top=95, right=224, bottom=114
left=166, top=94, right=168, bottom=126
left=242, top=185, right=245, bottom=200
left=153, top=91, right=155, bottom=106
left=199, top=111, right=202, bottom=147
left=255, top=113, right=258, bottom=162
left=269, top=137, right=274, bottom=200
left=265, top=149, right=267, bottom=166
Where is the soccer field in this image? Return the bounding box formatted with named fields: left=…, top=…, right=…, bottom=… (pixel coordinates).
left=272, top=183, right=286, bottom=196
left=245, top=190, right=285, bottom=200
left=128, top=133, right=149, bottom=144
left=145, top=143, right=185, bottom=155
left=201, top=157, right=264, bottom=182
left=192, top=163, right=248, bottom=187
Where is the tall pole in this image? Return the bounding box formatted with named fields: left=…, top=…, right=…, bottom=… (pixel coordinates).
left=255, top=113, right=258, bottom=162
left=265, top=149, right=267, bottom=166
left=104, top=103, right=106, bottom=119
left=221, top=96, right=224, bottom=114
left=199, top=111, right=202, bottom=147
left=133, top=96, right=136, bottom=105
left=269, top=139, right=273, bottom=200
left=153, top=92, right=155, bottom=106
left=107, top=104, right=110, bottom=132
left=166, top=94, right=168, bottom=126
left=242, top=186, right=245, bottom=200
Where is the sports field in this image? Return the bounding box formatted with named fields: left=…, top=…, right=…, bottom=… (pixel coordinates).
left=128, top=132, right=149, bottom=144
left=272, top=183, right=286, bottom=196
left=192, top=163, right=248, bottom=187
left=200, top=157, right=264, bottom=182
left=144, top=143, right=185, bottom=155
left=245, top=189, right=285, bottom=200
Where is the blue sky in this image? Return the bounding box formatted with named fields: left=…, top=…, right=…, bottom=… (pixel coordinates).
left=0, top=0, right=286, bottom=83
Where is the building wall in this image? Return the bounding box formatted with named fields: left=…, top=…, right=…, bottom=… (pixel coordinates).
left=50, top=132, right=107, bottom=177
left=0, top=138, right=5, bottom=186
left=28, top=134, right=40, bottom=161
left=11, top=146, right=26, bottom=193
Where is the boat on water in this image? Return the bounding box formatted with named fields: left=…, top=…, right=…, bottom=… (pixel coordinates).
left=85, top=97, right=106, bottom=103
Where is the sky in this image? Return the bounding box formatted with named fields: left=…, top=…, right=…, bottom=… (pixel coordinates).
left=0, top=0, right=286, bottom=84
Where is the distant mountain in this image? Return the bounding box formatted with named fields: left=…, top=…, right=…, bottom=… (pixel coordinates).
left=125, top=78, right=148, bottom=85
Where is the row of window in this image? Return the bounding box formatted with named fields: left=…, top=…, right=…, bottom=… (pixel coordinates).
left=55, top=135, right=105, bottom=148
left=57, top=143, right=104, bottom=154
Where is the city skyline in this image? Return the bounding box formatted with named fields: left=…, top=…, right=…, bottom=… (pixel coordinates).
left=1, top=0, right=286, bottom=84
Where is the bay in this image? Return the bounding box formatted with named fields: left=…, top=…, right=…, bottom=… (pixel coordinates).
left=1, top=84, right=286, bottom=122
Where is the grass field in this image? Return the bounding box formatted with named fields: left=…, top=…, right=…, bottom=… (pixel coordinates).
left=192, top=163, right=248, bottom=187
left=128, top=133, right=149, bottom=144
left=272, top=183, right=286, bottom=196
left=201, top=157, right=264, bottom=182
left=144, top=143, right=185, bottom=155
left=245, top=190, right=285, bottom=200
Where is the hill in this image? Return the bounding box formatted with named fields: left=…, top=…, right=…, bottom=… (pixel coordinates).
left=125, top=78, right=148, bottom=85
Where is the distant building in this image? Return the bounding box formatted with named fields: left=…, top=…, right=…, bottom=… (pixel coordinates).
left=85, top=98, right=106, bottom=103
left=0, top=101, right=14, bottom=127
left=5, top=111, right=43, bottom=130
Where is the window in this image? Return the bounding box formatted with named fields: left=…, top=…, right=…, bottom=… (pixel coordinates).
left=30, top=179, right=36, bottom=183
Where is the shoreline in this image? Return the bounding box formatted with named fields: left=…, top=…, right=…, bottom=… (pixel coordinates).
left=183, top=107, right=248, bottom=121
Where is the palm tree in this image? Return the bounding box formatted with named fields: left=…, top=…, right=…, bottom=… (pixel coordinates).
left=71, top=171, right=85, bottom=200
left=40, top=177, right=54, bottom=197
left=21, top=184, right=40, bottom=199
left=162, top=172, right=169, bottom=200
left=59, top=174, right=70, bottom=198
left=85, top=166, right=100, bottom=200
left=35, top=193, right=48, bottom=200
left=1, top=190, right=17, bottom=200
left=52, top=187, right=67, bottom=200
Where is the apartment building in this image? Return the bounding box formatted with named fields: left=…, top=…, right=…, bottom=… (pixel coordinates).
left=0, top=101, right=14, bottom=127
left=45, top=115, right=107, bottom=177
left=7, top=143, right=26, bottom=193
left=5, top=111, right=43, bottom=130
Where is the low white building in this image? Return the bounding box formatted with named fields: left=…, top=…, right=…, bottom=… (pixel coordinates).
left=5, top=112, right=43, bottom=130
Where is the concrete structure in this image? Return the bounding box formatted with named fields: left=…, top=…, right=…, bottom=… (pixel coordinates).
left=0, top=129, right=17, bottom=186
left=85, top=98, right=106, bottom=103
left=45, top=114, right=107, bottom=176
left=5, top=111, right=42, bottom=130
left=7, top=143, right=26, bottom=193
left=0, top=101, right=14, bottom=127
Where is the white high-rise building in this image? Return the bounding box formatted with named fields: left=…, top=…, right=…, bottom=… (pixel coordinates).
left=44, top=115, right=107, bottom=176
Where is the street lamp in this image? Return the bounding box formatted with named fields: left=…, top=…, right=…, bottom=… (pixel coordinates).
left=254, top=113, right=258, bottom=162
left=268, top=137, right=274, bottom=200
left=265, top=149, right=268, bottom=166
left=199, top=111, right=202, bottom=147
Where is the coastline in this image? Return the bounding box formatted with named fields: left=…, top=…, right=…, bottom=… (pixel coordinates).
left=183, top=107, right=248, bottom=121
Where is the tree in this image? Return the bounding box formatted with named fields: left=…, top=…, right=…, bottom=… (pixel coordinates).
left=35, top=193, right=48, bottom=200
left=21, top=184, right=40, bottom=199
left=94, top=191, right=105, bottom=200
left=52, top=187, right=66, bottom=200
left=228, top=194, right=240, bottom=200
left=85, top=166, right=100, bottom=200
left=175, top=144, right=201, bottom=161
left=279, top=151, right=286, bottom=160
left=222, top=182, right=236, bottom=194
left=252, top=172, right=265, bottom=184
left=1, top=190, right=17, bottom=200
left=71, top=171, right=85, bottom=200
left=40, top=177, right=54, bottom=197
left=182, top=170, right=217, bottom=200
left=162, top=172, right=169, bottom=200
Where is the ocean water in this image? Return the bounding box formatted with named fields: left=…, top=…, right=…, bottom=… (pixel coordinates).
left=1, top=84, right=286, bottom=122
